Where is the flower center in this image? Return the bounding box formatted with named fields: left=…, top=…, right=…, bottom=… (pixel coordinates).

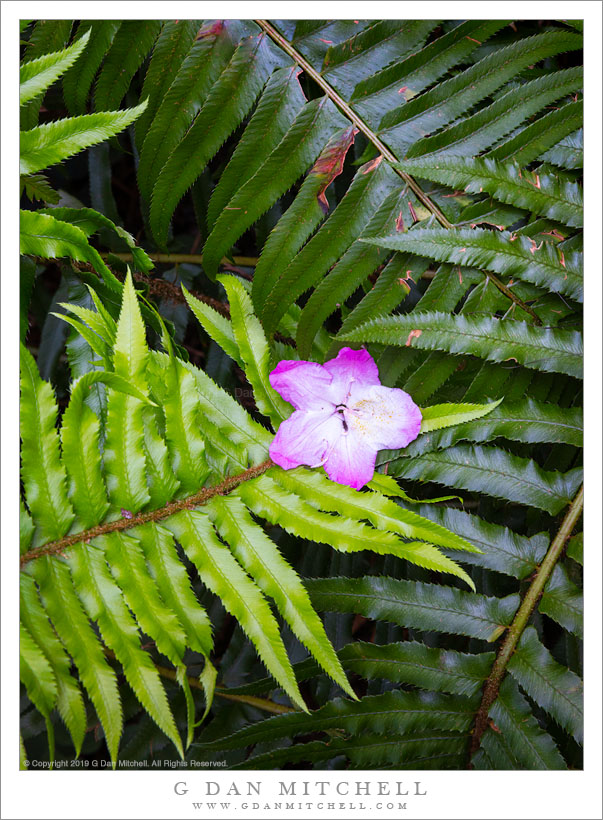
left=335, top=403, right=348, bottom=431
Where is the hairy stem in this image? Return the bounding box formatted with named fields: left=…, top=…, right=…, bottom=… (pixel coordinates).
left=20, top=459, right=274, bottom=567
left=255, top=20, right=543, bottom=326
left=469, top=484, right=584, bottom=761
left=130, top=271, right=230, bottom=318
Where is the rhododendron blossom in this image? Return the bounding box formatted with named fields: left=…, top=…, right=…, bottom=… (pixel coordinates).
left=269, top=347, right=422, bottom=490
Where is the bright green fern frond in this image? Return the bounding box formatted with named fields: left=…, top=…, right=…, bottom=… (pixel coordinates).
left=20, top=100, right=148, bottom=175
left=20, top=210, right=120, bottom=291
left=20, top=29, right=90, bottom=106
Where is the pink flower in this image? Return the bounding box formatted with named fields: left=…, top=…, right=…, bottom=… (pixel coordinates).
left=268, top=347, right=422, bottom=490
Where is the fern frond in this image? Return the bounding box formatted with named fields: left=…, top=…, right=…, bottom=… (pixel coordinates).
left=20, top=29, right=90, bottom=106
left=20, top=574, right=86, bottom=755
left=541, top=128, right=583, bottom=170
left=507, top=626, right=583, bottom=743
left=218, top=275, right=291, bottom=425
left=20, top=100, right=148, bottom=175
left=201, top=96, right=348, bottom=279
left=165, top=510, right=307, bottom=713
left=20, top=173, right=59, bottom=204
left=28, top=558, right=123, bottom=765
left=198, top=689, right=475, bottom=753
left=220, top=639, right=493, bottom=698
left=207, top=495, right=354, bottom=697
left=250, top=125, right=357, bottom=313
left=486, top=101, right=582, bottom=164
left=20, top=344, right=75, bottom=542
left=134, top=523, right=213, bottom=657
left=362, top=227, right=583, bottom=301
left=62, top=21, right=122, bottom=115
left=134, top=20, right=201, bottom=149
left=19, top=622, right=57, bottom=718
left=39, top=206, right=153, bottom=273
left=94, top=21, right=161, bottom=111
left=378, top=31, right=582, bottom=154
left=322, top=21, right=438, bottom=97
left=539, top=563, right=583, bottom=638
left=21, top=20, right=73, bottom=130
left=407, top=67, right=583, bottom=159
left=351, top=20, right=508, bottom=125
left=404, top=398, right=582, bottom=455
left=295, top=186, right=410, bottom=357
left=387, top=444, right=582, bottom=515
left=472, top=677, right=566, bottom=770
left=182, top=285, right=243, bottom=367
left=68, top=543, right=184, bottom=756
left=272, top=467, right=479, bottom=553
left=392, top=504, right=548, bottom=580
left=60, top=371, right=150, bottom=527
left=136, top=20, right=246, bottom=202
left=340, top=310, right=583, bottom=377
left=206, top=64, right=307, bottom=229
left=20, top=17, right=583, bottom=771
left=232, top=731, right=468, bottom=770
left=261, top=157, right=399, bottom=335
left=20, top=210, right=119, bottom=291
left=149, top=33, right=286, bottom=247
left=306, top=576, right=519, bottom=641
left=103, top=273, right=151, bottom=513
left=399, top=157, right=583, bottom=228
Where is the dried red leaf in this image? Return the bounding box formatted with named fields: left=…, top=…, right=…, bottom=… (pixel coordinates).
left=362, top=154, right=383, bottom=175
left=196, top=20, right=224, bottom=39
left=311, top=127, right=357, bottom=214
left=405, top=329, right=422, bottom=347
left=543, top=229, right=566, bottom=241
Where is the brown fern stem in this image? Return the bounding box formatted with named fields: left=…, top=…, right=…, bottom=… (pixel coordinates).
left=468, top=484, right=584, bottom=763
left=255, top=19, right=451, bottom=228
left=255, top=19, right=543, bottom=327
left=103, top=252, right=259, bottom=267
left=156, top=665, right=296, bottom=715
left=20, top=459, right=274, bottom=568
left=103, top=648, right=295, bottom=715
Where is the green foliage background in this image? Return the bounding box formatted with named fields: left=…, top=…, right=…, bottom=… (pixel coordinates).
left=19, top=18, right=583, bottom=771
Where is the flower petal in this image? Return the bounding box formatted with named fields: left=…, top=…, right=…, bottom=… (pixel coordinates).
left=324, top=347, right=381, bottom=395
left=269, top=409, right=341, bottom=471
left=348, top=384, right=422, bottom=450
left=269, top=360, right=336, bottom=411
left=323, top=430, right=377, bottom=490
